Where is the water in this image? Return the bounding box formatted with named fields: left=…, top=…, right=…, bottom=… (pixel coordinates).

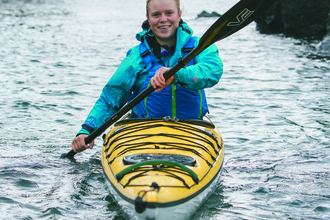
left=1, top=0, right=329, bottom=219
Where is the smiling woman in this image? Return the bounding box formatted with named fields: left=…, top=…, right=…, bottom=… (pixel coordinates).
left=71, top=0, right=223, bottom=154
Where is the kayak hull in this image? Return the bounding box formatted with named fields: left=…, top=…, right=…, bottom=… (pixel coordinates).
left=101, top=117, right=225, bottom=220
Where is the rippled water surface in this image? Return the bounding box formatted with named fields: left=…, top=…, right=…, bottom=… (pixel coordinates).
left=1, top=0, right=330, bottom=219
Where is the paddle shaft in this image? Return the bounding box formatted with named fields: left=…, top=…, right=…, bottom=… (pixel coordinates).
left=62, top=0, right=275, bottom=159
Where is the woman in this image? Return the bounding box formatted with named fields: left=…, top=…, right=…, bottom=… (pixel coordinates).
left=71, top=0, right=223, bottom=153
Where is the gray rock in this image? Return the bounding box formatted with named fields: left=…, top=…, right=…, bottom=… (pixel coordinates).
left=197, top=11, right=222, bottom=18
left=255, top=0, right=330, bottom=40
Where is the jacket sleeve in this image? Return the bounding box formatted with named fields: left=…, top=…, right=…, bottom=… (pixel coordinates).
left=173, top=38, right=223, bottom=90
left=77, top=47, right=144, bottom=135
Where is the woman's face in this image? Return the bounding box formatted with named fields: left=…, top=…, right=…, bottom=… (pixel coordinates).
left=147, top=0, right=182, bottom=46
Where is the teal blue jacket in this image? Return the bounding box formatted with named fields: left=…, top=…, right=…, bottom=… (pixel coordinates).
left=78, top=21, right=223, bottom=135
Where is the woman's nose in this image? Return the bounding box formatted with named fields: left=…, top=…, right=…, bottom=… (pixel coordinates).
left=160, top=14, right=167, bottom=22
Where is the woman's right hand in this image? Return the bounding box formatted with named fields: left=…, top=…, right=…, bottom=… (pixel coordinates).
left=71, top=134, right=95, bottom=153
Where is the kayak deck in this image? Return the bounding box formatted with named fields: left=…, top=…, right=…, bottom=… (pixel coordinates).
left=101, top=117, right=224, bottom=219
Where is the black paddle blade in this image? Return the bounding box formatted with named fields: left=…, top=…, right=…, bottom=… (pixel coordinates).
left=169, top=0, right=276, bottom=77
left=197, top=0, right=276, bottom=55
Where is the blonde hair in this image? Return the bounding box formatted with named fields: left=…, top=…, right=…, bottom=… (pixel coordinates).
left=146, top=0, right=181, bottom=16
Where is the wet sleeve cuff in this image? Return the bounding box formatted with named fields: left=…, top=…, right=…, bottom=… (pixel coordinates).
left=76, top=124, right=95, bottom=136
left=173, top=71, right=187, bottom=86
left=76, top=128, right=90, bottom=136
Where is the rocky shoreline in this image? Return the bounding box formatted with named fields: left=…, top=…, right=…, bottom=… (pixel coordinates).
left=255, top=0, right=330, bottom=40
left=255, top=0, right=330, bottom=57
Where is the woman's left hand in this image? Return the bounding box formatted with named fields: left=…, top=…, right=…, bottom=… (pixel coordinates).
left=151, top=67, right=174, bottom=92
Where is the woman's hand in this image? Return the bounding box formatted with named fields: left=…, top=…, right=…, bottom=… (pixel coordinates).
left=71, top=134, right=95, bottom=153
left=150, top=67, right=174, bottom=92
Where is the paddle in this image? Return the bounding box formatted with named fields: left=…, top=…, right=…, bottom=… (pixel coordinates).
left=61, top=0, right=276, bottom=159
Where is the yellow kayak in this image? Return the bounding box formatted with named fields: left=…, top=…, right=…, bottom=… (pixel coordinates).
left=101, top=116, right=225, bottom=220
